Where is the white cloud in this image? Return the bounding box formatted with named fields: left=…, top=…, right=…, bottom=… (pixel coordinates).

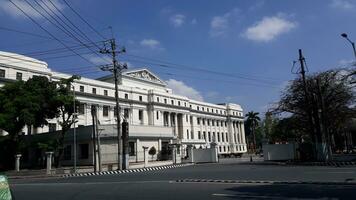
left=209, top=8, right=239, bottom=37
left=140, top=39, right=163, bottom=50
left=191, top=18, right=197, bottom=25
left=170, top=14, right=186, bottom=27
left=0, top=0, right=64, bottom=19
left=166, top=79, right=204, bottom=101
left=330, top=0, right=355, bottom=10
left=88, top=56, right=111, bottom=65
left=338, top=59, right=356, bottom=66
left=243, top=15, right=297, bottom=42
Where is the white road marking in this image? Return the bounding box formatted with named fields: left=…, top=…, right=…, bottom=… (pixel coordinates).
left=212, top=193, right=283, bottom=199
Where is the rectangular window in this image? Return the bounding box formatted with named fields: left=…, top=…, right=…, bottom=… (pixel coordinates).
left=139, top=96, right=143, bottom=101
left=164, top=99, right=167, bottom=104
left=226, top=133, right=229, bottom=142
left=197, top=118, right=200, bottom=125
left=221, top=121, right=223, bottom=126
left=92, top=88, right=96, bottom=94
left=222, top=133, right=225, bottom=142
left=78, top=103, right=85, bottom=115
left=129, top=142, right=135, bottom=156
left=48, top=123, right=56, bottom=132
left=186, top=130, right=189, bottom=139
left=125, top=93, right=128, bottom=99
left=197, top=106, right=199, bottom=111
left=198, top=131, right=201, bottom=139
left=104, top=90, right=108, bottom=96
left=212, top=120, right=215, bottom=126
left=79, top=143, right=89, bottom=159
left=190, top=131, right=194, bottom=139
left=178, top=101, right=181, bottom=106
left=124, top=108, right=129, bottom=119
left=138, top=110, right=143, bottom=122
left=0, top=69, right=5, bottom=78
left=208, top=132, right=211, bottom=142
left=103, top=106, right=109, bottom=117
left=186, top=115, right=188, bottom=122
left=202, top=119, right=205, bottom=125
left=156, top=111, right=159, bottom=120
left=171, top=100, right=174, bottom=105
left=16, top=72, right=22, bottom=81
left=217, top=132, right=221, bottom=142
left=207, top=120, right=210, bottom=126
left=79, top=86, right=84, bottom=92
left=157, top=97, right=159, bottom=102
left=203, top=131, right=206, bottom=140
left=64, top=145, right=71, bottom=160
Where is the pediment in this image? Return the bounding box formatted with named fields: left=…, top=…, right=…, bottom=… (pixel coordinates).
left=123, top=69, right=166, bottom=85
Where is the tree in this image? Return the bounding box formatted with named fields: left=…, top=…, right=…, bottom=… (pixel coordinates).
left=0, top=76, right=60, bottom=169
left=245, top=111, right=260, bottom=152
left=148, top=146, right=157, bottom=160
left=275, top=69, right=355, bottom=161
left=52, top=75, right=80, bottom=166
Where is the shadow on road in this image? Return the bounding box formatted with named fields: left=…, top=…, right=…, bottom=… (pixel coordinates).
left=223, top=184, right=356, bottom=199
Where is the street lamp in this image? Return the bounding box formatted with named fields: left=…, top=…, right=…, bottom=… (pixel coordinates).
left=341, top=33, right=356, bottom=60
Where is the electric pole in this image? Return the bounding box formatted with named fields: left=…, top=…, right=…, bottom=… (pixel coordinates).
left=100, top=38, right=127, bottom=170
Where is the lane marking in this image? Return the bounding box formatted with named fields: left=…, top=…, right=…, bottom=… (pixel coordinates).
left=11, top=180, right=170, bottom=187
left=212, top=193, right=283, bottom=199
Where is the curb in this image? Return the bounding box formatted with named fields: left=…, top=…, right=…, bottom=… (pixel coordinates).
left=63, top=163, right=193, bottom=178
left=287, top=161, right=356, bottom=167
left=175, top=179, right=356, bottom=186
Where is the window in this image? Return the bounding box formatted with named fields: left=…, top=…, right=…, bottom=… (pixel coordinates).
left=79, top=144, right=89, bottom=159
left=212, top=120, right=215, bottom=126
left=104, top=90, right=108, bottom=96
left=171, top=100, right=174, bottom=105
left=186, top=130, right=189, bottom=139
left=156, top=111, right=159, bottom=120
left=157, top=97, right=159, bottom=102
left=202, top=119, right=205, bottom=125
left=125, top=93, right=128, bottom=99
left=79, top=86, right=84, bottom=92
left=208, top=132, right=211, bottom=142
left=222, top=133, right=225, bottom=142
left=186, top=115, right=188, bottom=122
left=129, top=142, right=135, bottom=156
left=197, top=118, right=200, bottom=125
left=178, top=101, right=181, bottom=106
left=92, top=88, right=96, bottom=94
left=16, top=72, right=22, bottom=81
left=139, top=96, right=142, bottom=101
left=0, top=69, right=5, bottom=78
left=225, top=122, right=227, bottom=127
left=207, top=120, right=210, bottom=126
left=217, top=121, right=219, bottom=127
left=219, top=146, right=222, bottom=152
left=202, top=107, right=204, bottom=111
left=203, top=131, right=206, bottom=140
left=198, top=131, right=201, bottom=139
left=164, top=99, right=167, bottom=104
left=103, top=106, right=109, bottom=117
left=48, top=123, right=56, bottom=132
left=221, top=121, right=223, bottom=126
left=191, top=130, right=194, bottom=139
left=184, top=102, right=186, bottom=107
left=197, top=106, right=199, bottom=111
left=64, top=145, right=71, bottom=160
left=124, top=108, right=129, bottom=119
left=226, top=133, right=229, bottom=142
left=138, top=110, right=143, bottom=122
left=223, top=146, right=226, bottom=152
left=78, top=103, right=85, bottom=115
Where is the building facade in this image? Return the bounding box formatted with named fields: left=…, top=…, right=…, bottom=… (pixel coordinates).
left=0, top=51, right=247, bottom=165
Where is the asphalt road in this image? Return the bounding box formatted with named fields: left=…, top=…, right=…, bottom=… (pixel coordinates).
left=9, top=160, right=356, bottom=200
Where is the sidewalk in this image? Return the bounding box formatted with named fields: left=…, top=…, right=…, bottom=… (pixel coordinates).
left=5, top=160, right=178, bottom=179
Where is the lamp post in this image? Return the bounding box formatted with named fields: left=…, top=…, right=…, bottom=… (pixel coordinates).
left=72, top=84, right=77, bottom=173
left=341, top=33, right=356, bottom=60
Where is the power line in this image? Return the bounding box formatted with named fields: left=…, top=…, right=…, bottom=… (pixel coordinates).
left=62, top=0, right=107, bottom=40
left=8, top=0, right=95, bottom=65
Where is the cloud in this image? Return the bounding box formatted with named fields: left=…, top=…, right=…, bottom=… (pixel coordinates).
left=166, top=79, right=204, bottom=101
left=330, top=0, right=355, bottom=10
left=0, top=0, right=64, bottom=19
left=243, top=15, right=297, bottom=42
left=140, top=39, right=164, bottom=50
left=338, top=59, right=356, bottom=67
left=191, top=18, right=197, bottom=25
left=88, top=56, right=111, bottom=65
left=209, top=8, right=239, bottom=37
left=170, top=14, right=186, bottom=27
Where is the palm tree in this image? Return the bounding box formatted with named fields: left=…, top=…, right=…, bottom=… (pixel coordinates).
left=245, top=111, right=260, bottom=152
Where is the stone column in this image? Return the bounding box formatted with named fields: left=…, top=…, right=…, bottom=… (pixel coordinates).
left=46, top=152, right=53, bottom=175
left=15, top=154, right=21, bottom=172
left=143, top=146, right=148, bottom=168
left=187, top=145, right=194, bottom=163
left=210, top=142, right=219, bottom=163
left=136, top=139, right=140, bottom=162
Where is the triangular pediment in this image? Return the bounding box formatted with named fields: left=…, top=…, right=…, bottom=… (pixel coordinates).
left=123, top=69, right=166, bottom=85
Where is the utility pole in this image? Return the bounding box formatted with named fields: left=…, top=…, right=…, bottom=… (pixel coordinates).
left=100, top=38, right=127, bottom=170
left=72, top=84, right=77, bottom=173
left=298, top=49, right=318, bottom=160
left=91, top=105, right=97, bottom=172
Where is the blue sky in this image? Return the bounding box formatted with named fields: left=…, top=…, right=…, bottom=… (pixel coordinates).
left=0, top=0, right=356, bottom=116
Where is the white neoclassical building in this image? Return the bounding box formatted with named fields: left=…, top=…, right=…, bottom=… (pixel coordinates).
left=0, top=51, right=247, bottom=165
